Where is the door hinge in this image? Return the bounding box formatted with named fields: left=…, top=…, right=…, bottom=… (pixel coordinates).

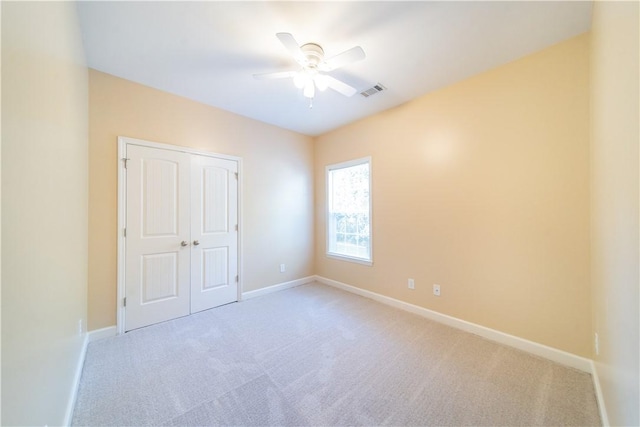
left=123, top=228, right=127, bottom=238
left=234, top=172, right=238, bottom=180
left=123, top=297, right=127, bottom=307
left=235, top=275, right=239, bottom=283
left=235, top=224, right=238, bottom=231
left=122, top=158, right=130, bottom=169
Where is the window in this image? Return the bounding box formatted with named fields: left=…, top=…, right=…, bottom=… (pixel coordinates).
left=326, top=157, right=372, bottom=265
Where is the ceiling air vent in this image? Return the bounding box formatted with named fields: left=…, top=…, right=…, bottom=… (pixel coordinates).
left=360, top=83, right=386, bottom=98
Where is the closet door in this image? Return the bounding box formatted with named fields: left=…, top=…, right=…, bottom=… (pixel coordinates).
left=190, top=154, right=239, bottom=313
left=125, top=145, right=191, bottom=331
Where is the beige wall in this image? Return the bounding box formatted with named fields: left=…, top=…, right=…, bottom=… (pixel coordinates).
left=2, top=2, right=636, bottom=423
left=590, top=2, right=639, bottom=425
left=1, top=2, right=88, bottom=425
left=88, top=70, right=314, bottom=330
left=315, top=34, right=591, bottom=357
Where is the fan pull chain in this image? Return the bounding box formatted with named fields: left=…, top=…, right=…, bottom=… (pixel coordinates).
left=309, top=98, right=313, bottom=109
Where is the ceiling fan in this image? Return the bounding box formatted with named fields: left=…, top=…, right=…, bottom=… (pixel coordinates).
left=254, top=33, right=366, bottom=107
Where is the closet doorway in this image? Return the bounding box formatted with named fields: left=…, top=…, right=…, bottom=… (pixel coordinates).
left=117, top=137, right=241, bottom=332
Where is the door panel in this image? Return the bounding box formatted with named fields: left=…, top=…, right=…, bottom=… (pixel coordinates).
left=141, top=252, right=179, bottom=303
left=125, top=145, right=191, bottom=331
left=142, top=158, right=179, bottom=236
left=203, top=166, right=229, bottom=233
left=191, top=154, right=238, bottom=313
left=202, top=247, right=228, bottom=290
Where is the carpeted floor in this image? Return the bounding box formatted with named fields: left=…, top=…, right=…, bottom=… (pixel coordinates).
left=72, top=282, right=601, bottom=426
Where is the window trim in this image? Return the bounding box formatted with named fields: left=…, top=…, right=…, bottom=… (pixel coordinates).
left=325, top=156, right=373, bottom=266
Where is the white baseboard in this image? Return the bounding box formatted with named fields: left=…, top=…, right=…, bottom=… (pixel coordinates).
left=88, top=325, right=117, bottom=342
left=314, top=275, right=592, bottom=373
left=63, top=332, right=88, bottom=426
left=241, top=276, right=316, bottom=301
left=590, top=360, right=610, bottom=426
left=63, top=326, right=117, bottom=424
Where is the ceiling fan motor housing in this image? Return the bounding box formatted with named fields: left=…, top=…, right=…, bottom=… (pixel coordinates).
left=300, top=43, right=324, bottom=67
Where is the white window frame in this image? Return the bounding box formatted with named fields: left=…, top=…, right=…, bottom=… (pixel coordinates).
left=325, top=157, right=373, bottom=266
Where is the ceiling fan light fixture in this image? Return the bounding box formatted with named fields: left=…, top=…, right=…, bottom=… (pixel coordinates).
left=315, top=74, right=329, bottom=91
left=303, top=80, right=315, bottom=98
left=293, top=71, right=308, bottom=89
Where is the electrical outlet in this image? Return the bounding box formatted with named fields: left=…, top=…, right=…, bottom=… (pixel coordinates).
left=280, top=263, right=286, bottom=273
left=594, top=332, right=599, bottom=356
left=408, top=278, right=415, bottom=290
left=433, top=284, right=441, bottom=296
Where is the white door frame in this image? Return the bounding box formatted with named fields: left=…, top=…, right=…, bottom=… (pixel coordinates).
left=116, top=136, right=243, bottom=335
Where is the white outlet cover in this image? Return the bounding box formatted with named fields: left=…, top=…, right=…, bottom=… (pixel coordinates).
left=433, top=284, right=441, bottom=296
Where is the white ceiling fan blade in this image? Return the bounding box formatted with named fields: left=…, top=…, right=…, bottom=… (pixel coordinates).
left=319, top=46, right=365, bottom=71
left=324, top=75, right=358, bottom=97
left=253, top=70, right=296, bottom=80
left=276, top=32, right=306, bottom=65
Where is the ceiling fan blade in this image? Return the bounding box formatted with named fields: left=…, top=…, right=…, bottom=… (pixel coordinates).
left=276, top=32, right=306, bottom=65
left=325, top=75, right=358, bottom=97
left=253, top=70, right=296, bottom=80
left=320, top=46, right=365, bottom=71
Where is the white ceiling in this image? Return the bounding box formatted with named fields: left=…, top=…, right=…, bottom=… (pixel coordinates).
left=77, top=1, right=592, bottom=136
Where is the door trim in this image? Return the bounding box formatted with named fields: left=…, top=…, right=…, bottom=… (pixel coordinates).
left=116, top=136, right=243, bottom=335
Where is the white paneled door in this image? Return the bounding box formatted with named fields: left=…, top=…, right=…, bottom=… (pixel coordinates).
left=190, top=154, right=238, bottom=313
left=124, top=144, right=238, bottom=331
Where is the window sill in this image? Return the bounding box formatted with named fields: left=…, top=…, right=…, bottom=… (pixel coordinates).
left=326, top=253, right=373, bottom=267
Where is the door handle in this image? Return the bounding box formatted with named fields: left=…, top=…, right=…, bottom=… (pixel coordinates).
left=181, top=241, right=189, bottom=247
left=193, top=240, right=200, bottom=246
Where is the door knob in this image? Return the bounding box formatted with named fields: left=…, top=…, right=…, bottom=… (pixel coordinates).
left=181, top=241, right=189, bottom=247
left=193, top=240, right=200, bottom=246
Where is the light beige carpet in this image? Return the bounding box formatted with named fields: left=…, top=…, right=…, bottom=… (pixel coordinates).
left=72, top=282, right=601, bottom=426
